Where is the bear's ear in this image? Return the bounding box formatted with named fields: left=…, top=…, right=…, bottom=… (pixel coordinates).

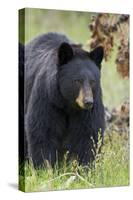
left=58, top=42, right=74, bottom=66
left=89, top=46, right=104, bottom=69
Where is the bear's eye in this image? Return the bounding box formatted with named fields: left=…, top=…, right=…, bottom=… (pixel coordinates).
left=74, top=79, right=82, bottom=85
left=90, top=80, right=96, bottom=87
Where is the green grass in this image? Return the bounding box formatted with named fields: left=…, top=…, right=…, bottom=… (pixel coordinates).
left=20, top=8, right=90, bottom=44
left=19, top=131, right=129, bottom=192
left=101, top=47, right=129, bottom=109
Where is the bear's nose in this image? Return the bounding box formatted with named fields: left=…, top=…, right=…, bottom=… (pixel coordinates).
left=84, top=99, right=93, bottom=109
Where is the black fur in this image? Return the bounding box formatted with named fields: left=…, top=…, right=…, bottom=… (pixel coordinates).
left=20, top=33, right=105, bottom=167
left=19, top=43, right=28, bottom=164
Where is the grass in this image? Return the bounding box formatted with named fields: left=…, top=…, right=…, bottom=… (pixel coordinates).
left=19, top=131, right=129, bottom=192
left=101, top=47, right=129, bottom=109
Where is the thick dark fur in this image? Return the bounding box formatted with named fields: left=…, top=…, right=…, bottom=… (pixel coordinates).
left=20, top=33, right=105, bottom=167
left=19, top=43, right=28, bottom=164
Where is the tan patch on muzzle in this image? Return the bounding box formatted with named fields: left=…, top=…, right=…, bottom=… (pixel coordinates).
left=76, top=88, right=85, bottom=108
left=76, top=87, right=93, bottom=109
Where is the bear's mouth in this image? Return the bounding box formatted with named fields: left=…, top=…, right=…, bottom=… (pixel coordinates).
left=74, top=101, right=93, bottom=111
left=83, top=98, right=94, bottom=110
left=84, top=102, right=93, bottom=110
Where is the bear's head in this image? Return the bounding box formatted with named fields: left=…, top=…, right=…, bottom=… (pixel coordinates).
left=57, top=42, right=104, bottom=110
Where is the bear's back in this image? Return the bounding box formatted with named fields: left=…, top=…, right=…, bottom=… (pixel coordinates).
left=25, top=33, right=70, bottom=112
left=26, top=32, right=70, bottom=52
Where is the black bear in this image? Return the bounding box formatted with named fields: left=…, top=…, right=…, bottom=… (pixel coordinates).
left=20, top=32, right=105, bottom=167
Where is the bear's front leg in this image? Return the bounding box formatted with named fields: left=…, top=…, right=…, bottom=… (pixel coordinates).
left=78, top=138, right=96, bottom=166
left=27, top=128, right=57, bottom=168
left=69, top=134, right=96, bottom=166
left=25, top=87, right=59, bottom=167
left=67, top=111, right=100, bottom=166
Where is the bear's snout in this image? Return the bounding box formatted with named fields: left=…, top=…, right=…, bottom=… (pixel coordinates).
left=83, top=98, right=93, bottom=110
left=76, top=86, right=94, bottom=110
